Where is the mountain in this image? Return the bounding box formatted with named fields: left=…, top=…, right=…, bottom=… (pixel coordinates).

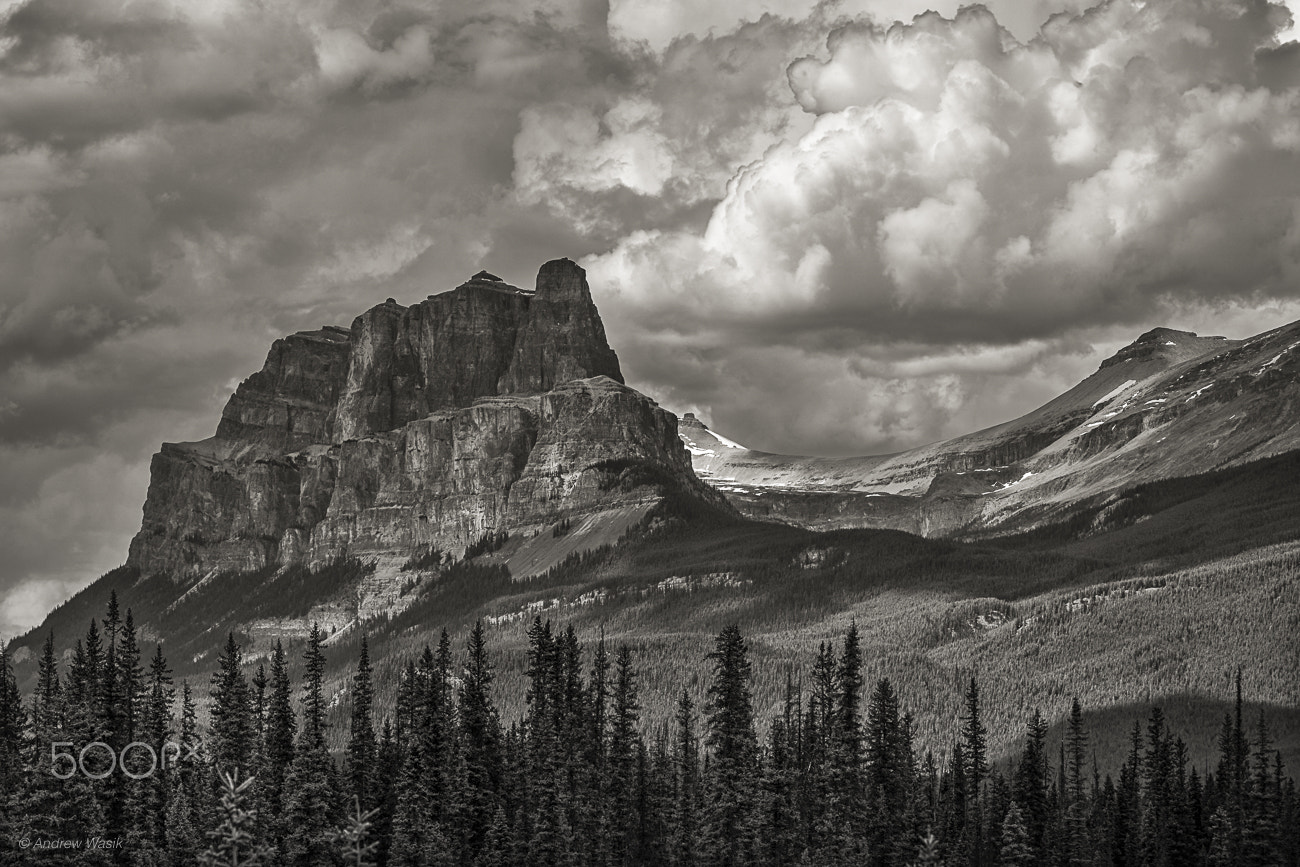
left=683, top=322, right=1300, bottom=536
left=125, top=259, right=724, bottom=613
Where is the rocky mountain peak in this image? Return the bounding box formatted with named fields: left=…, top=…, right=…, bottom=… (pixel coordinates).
left=1099, top=326, right=1230, bottom=370
left=128, top=259, right=693, bottom=585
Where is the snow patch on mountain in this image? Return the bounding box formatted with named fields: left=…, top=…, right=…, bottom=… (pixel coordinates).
left=1092, top=379, right=1138, bottom=407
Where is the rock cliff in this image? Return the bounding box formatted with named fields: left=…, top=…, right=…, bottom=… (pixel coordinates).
left=127, top=259, right=705, bottom=582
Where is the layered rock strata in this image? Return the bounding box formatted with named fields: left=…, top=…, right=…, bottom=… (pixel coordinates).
left=127, top=260, right=700, bottom=580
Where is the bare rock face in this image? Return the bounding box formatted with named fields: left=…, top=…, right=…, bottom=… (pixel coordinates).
left=215, top=326, right=351, bottom=456
left=498, top=258, right=623, bottom=395
left=127, top=260, right=687, bottom=583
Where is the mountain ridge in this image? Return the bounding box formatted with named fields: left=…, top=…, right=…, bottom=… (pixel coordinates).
left=680, top=320, right=1300, bottom=536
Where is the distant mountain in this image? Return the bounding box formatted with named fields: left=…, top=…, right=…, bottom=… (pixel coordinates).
left=682, top=322, right=1300, bottom=536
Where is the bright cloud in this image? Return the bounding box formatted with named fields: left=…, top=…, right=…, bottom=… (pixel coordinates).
left=586, top=0, right=1300, bottom=451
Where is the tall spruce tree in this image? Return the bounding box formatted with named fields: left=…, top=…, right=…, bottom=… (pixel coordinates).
left=127, top=642, right=175, bottom=861
left=1012, top=709, right=1049, bottom=862
left=866, top=677, right=910, bottom=867
left=209, top=633, right=255, bottom=776
left=609, top=644, right=643, bottom=865
left=673, top=689, right=701, bottom=867
left=459, top=620, right=503, bottom=863
left=0, top=641, right=27, bottom=795
left=960, top=677, right=988, bottom=866
left=0, top=641, right=29, bottom=846
left=1142, top=707, right=1173, bottom=867
left=347, top=634, right=378, bottom=812
left=258, top=637, right=295, bottom=853
left=1064, top=697, right=1089, bottom=865
left=821, top=622, right=868, bottom=863
left=165, top=681, right=208, bottom=863
left=283, top=623, right=340, bottom=866
left=116, top=609, right=143, bottom=745
left=701, top=624, right=760, bottom=867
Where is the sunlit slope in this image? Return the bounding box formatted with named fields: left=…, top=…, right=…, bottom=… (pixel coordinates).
left=685, top=322, right=1300, bottom=535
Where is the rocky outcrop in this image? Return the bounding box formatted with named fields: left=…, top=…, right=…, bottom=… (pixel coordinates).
left=498, top=259, right=623, bottom=395
left=215, top=327, right=351, bottom=456
left=330, top=265, right=621, bottom=441
left=127, top=259, right=691, bottom=582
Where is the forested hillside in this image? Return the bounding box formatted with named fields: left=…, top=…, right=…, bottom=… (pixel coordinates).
left=2, top=594, right=1296, bottom=866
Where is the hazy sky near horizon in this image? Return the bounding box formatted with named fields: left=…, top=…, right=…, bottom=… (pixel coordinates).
left=1, top=0, right=1299, bottom=638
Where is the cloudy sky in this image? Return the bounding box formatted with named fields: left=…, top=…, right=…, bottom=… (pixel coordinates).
left=2, top=0, right=1299, bottom=638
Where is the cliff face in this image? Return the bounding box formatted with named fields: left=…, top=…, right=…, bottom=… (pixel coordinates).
left=126, top=260, right=695, bottom=582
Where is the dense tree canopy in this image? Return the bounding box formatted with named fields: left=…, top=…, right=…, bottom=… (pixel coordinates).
left=0, top=594, right=1296, bottom=867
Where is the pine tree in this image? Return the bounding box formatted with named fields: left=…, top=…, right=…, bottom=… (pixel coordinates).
left=701, top=624, right=760, bottom=867
left=866, top=676, right=910, bottom=866
left=251, top=661, right=267, bottom=771
left=347, top=634, right=378, bottom=812
left=129, top=642, right=175, bottom=860
left=608, top=644, right=642, bottom=864
left=941, top=741, right=968, bottom=864
left=209, top=632, right=255, bottom=775
left=168, top=681, right=209, bottom=866
left=821, top=622, right=868, bottom=863
left=259, top=638, right=295, bottom=853
left=1142, top=707, right=1174, bottom=867
left=1242, top=711, right=1280, bottom=864
left=389, top=663, right=432, bottom=867
left=199, top=769, right=273, bottom=867
left=762, top=677, right=800, bottom=867
left=283, top=623, right=340, bottom=866
left=1012, top=709, right=1049, bottom=861
left=0, top=641, right=30, bottom=846
left=960, top=677, right=988, bottom=866
left=459, top=620, right=503, bottom=863
left=116, top=609, right=144, bottom=744
left=1064, top=697, right=1089, bottom=865
left=0, top=641, right=27, bottom=788
left=802, top=640, right=836, bottom=853
left=374, top=718, right=401, bottom=866
left=672, top=689, right=701, bottom=867
left=997, top=801, right=1034, bottom=866
left=1113, top=720, right=1142, bottom=866
left=27, top=627, right=110, bottom=865
left=100, top=593, right=122, bottom=748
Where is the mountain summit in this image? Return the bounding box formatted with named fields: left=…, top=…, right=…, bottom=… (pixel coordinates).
left=127, top=259, right=712, bottom=591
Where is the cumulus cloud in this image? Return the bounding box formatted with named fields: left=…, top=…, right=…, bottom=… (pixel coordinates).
left=587, top=0, right=1300, bottom=453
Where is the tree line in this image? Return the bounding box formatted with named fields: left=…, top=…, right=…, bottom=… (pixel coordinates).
left=0, top=591, right=1296, bottom=866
